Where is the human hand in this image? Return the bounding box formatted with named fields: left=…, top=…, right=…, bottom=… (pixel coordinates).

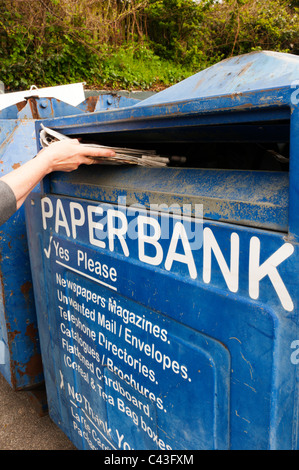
left=36, top=139, right=116, bottom=173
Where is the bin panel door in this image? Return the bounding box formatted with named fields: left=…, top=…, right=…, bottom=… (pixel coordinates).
left=26, top=192, right=299, bottom=450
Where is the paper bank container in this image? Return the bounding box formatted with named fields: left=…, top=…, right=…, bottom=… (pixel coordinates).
left=25, top=51, right=299, bottom=449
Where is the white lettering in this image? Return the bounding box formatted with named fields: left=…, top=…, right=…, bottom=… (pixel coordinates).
left=249, top=236, right=294, bottom=311
left=40, top=198, right=295, bottom=311
left=107, top=210, right=129, bottom=256
left=55, top=199, right=70, bottom=236
left=138, top=216, right=163, bottom=266
left=165, top=222, right=197, bottom=279
left=41, top=197, right=53, bottom=230
left=203, top=228, right=239, bottom=292
left=87, top=205, right=105, bottom=248
left=70, top=202, right=85, bottom=239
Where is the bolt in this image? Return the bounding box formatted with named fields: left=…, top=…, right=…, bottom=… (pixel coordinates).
left=39, top=99, right=48, bottom=109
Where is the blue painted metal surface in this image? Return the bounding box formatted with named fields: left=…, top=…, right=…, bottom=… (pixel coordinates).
left=134, top=50, right=299, bottom=105
left=0, top=93, right=137, bottom=390
left=25, top=52, right=299, bottom=449
left=0, top=117, right=43, bottom=390
left=93, top=93, right=140, bottom=111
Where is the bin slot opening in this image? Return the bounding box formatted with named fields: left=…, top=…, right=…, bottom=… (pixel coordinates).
left=48, top=117, right=290, bottom=232
left=72, top=118, right=289, bottom=172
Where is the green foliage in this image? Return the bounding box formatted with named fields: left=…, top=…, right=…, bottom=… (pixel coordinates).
left=0, top=0, right=298, bottom=91
left=145, top=0, right=299, bottom=67
left=145, top=0, right=207, bottom=68
left=98, top=44, right=193, bottom=89
left=202, top=0, right=299, bottom=60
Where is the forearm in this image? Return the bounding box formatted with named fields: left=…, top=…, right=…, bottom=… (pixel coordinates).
left=1, top=153, right=50, bottom=209
left=0, top=139, right=115, bottom=212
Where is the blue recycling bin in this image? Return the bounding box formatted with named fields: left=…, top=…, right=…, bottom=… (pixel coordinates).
left=25, top=51, right=299, bottom=449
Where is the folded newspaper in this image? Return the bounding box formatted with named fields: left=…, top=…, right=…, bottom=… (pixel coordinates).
left=39, top=124, right=169, bottom=167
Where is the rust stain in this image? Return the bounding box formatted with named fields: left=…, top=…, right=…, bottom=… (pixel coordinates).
left=12, top=162, right=21, bottom=170
left=20, top=280, right=32, bottom=301
left=27, top=97, right=40, bottom=119
left=16, top=101, right=27, bottom=112
left=49, top=98, right=54, bottom=117
left=0, top=125, right=17, bottom=153
left=25, top=322, right=38, bottom=344
left=9, top=322, right=43, bottom=387
left=84, top=95, right=99, bottom=113
left=11, top=353, right=43, bottom=383
left=24, top=323, right=43, bottom=377
left=25, top=352, right=43, bottom=377
left=8, top=329, right=21, bottom=342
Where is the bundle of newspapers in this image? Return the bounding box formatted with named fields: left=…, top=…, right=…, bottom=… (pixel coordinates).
left=39, top=124, right=169, bottom=167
